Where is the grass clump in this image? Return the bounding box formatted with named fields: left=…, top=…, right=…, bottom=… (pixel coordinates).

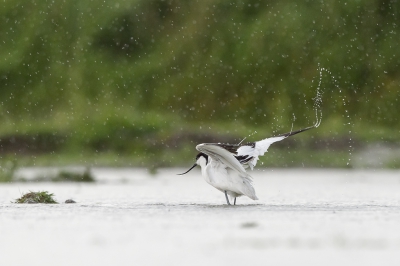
left=14, top=191, right=58, bottom=204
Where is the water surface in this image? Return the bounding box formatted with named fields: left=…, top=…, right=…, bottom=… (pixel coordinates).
left=1, top=168, right=400, bottom=266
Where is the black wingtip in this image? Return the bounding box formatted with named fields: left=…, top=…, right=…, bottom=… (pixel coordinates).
left=276, top=125, right=316, bottom=138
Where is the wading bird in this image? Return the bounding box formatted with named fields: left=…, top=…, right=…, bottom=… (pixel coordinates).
left=178, top=126, right=316, bottom=205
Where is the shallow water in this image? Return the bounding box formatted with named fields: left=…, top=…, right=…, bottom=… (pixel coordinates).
left=1, top=168, right=400, bottom=266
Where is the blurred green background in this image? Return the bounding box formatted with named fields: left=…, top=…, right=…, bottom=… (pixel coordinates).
left=0, top=0, right=399, bottom=170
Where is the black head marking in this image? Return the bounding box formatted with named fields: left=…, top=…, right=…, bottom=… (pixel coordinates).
left=177, top=153, right=208, bottom=175
left=196, top=152, right=208, bottom=164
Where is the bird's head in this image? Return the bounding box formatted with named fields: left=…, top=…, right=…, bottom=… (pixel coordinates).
left=177, top=153, right=208, bottom=175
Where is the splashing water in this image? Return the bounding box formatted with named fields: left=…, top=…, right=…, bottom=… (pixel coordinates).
left=290, top=113, right=296, bottom=133
left=238, top=130, right=258, bottom=145
left=313, top=65, right=352, bottom=167
left=313, top=65, right=324, bottom=128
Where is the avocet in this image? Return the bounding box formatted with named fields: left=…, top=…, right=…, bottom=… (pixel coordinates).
left=178, top=126, right=316, bottom=205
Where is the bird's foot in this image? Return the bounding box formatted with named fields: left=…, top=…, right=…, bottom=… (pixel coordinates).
left=224, top=191, right=231, bottom=205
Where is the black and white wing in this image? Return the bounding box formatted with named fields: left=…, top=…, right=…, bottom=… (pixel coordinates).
left=196, top=126, right=315, bottom=171
left=237, top=126, right=316, bottom=169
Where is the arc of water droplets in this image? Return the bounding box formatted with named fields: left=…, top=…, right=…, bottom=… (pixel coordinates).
left=313, top=66, right=324, bottom=128
left=315, top=65, right=352, bottom=167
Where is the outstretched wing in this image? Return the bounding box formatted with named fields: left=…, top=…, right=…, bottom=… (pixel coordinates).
left=237, top=126, right=316, bottom=169
left=196, top=143, right=247, bottom=176
left=197, top=126, right=315, bottom=170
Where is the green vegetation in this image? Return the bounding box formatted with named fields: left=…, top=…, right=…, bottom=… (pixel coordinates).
left=14, top=191, right=58, bottom=204
left=54, top=169, right=95, bottom=182
left=0, top=160, right=17, bottom=182
left=13, top=168, right=95, bottom=182
left=0, top=0, right=399, bottom=169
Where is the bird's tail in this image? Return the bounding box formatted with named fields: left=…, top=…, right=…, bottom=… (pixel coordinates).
left=242, top=174, right=258, bottom=200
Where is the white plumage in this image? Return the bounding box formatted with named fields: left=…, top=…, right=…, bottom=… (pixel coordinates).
left=197, top=144, right=257, bottom=201
left=178, top=126, right=315, bottom=205
left=236, top=135, right=286, bottom=170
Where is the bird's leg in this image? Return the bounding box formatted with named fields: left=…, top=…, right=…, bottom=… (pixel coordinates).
left=224, top=191, right=231, bottom=205
left=234, top=197, right=236, bottom=205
